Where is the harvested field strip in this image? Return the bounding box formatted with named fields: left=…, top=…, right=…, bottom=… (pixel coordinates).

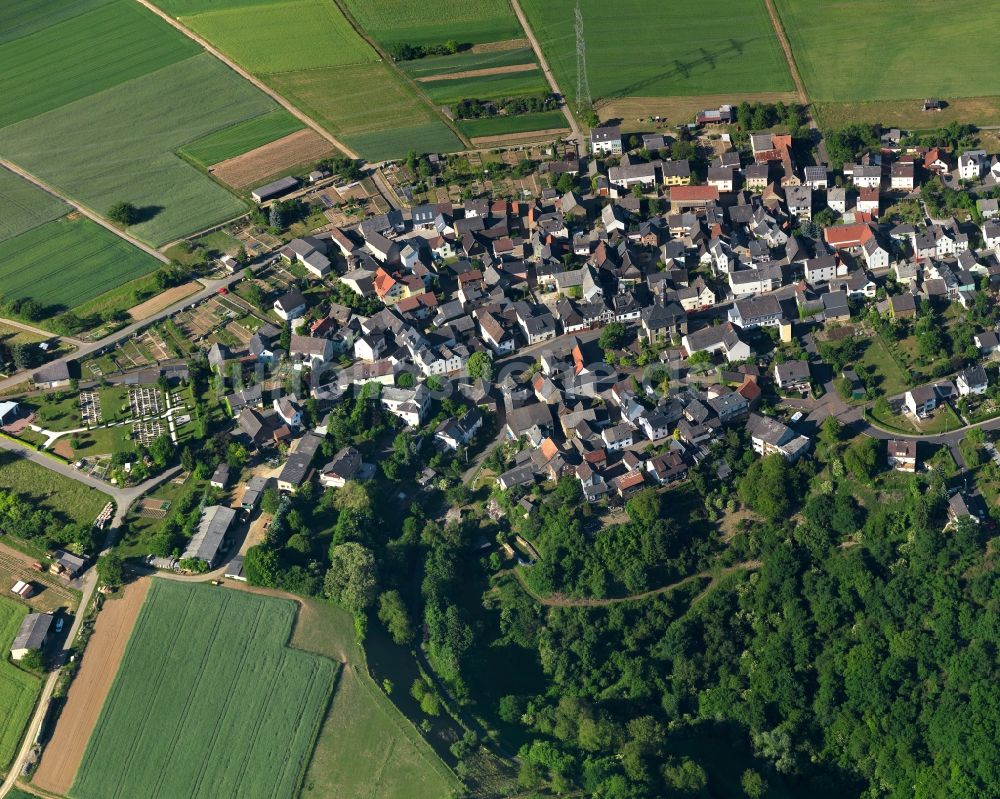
left=471, top=38, right=531, bottom=53
left=415, top=62, right=539, bottom=82
left=0, top=166, right=68, bottom=243
left=421, top=71, right=549, bottom=105
left=179, top=109, right=304, bottom=167
left=595, top=92, right=801, bottom=126
left=0, top=0, right=200, bottom=127
left=0, top=217, right=161, bottom=312
left=210, top=128, right=336, bottom=190
left=32, top=580, right=151, bottom=797
left=400, top=46, right=536, bottom=78
left=470, top=127, right=571, bottom=147
left=0, top=597, right=41, bottom=773
left=343, top=0, right=524, bottom=47
left=71, top=581, right=338, bottom=799
left=127, top=282, right=201, bottom=321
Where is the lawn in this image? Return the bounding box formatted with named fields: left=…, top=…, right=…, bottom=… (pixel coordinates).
left=857, top=336, right=911, bottom=397
left=0, top=217, right=161, bottom=312
left=0, top=167, right=68, bottom=243
left=0, top=53, right=277, bottom=246
left=420, top=71, right=549, bottom=106
left=343, top=0, right=524, bottom=48
left=773, top=0, right=1000, bottom=103
left=0, top=597, right=42, bottom=774
left=290, top=598, right=460, bottom=799
left=0, top=0, right=199, bottom=127
left=71, top=581, right=338, bottom=799
left=520, top=0, right=792, bottom=101
left=401, top=47, right=537, bottom=78
left=0, top=452, right=110, bottom=527
left=458, top=111, right=570, bottom=138
left=178, top=109, right=304, bottom=167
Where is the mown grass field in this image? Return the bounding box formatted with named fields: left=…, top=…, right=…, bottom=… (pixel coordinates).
left=459, top=110, right=569, bottom=138
left=520, top=0, right=792, bottom=101
left=0, top=167, right=68, bottom=243
left=179, top=109, right=305, bottom=167
left=343, top=0, right=523, bottom=47
left=0, top=53, right=276, bottom=246
left=774, top=0, right=1000, bottom=103
left=421, top=71, right=549, bottom=105
left=0, top=217, right=161, bottom=312
left=0, top=0, right=199, bottom=127
left=291, top=599, right=460, bottom=799
left=71, top=582, right=338, bottom=799
left=0, top=597, right=41, bottom=774
left=400, top=46, right=537, bottom=78
left=0, top=452, right=110, bottom=526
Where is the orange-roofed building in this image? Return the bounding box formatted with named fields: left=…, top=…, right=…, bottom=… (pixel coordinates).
left=670, top=184, right=720, bottom=210
left=824, top=223, right=874, bottom=251
left=374, top=268, right=405, bottom=304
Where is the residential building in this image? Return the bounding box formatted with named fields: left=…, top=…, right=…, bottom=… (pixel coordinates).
left=774, top=360, right=811, bottom=392
left=956, top=365, right=988, bottom=396
left=887, top=439, right=917, bottom=472
left=746, top=413, right=810, bottom=461
left=591, top=125, right=623, bottom=155
left=729, top=294, right=783, bottom=329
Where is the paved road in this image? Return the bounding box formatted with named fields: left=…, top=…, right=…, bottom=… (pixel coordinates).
left=0, top=161, right=168, bottom=263
left=509, top=0, right=582, bottom=146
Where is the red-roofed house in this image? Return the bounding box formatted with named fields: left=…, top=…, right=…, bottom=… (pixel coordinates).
left=824, top=223, right=875, bottom=252
left=670, top=185, right=720, bottom=210
left=374, top=268, right=405, bottom=304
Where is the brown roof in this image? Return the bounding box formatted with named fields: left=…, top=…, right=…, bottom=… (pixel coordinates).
left=670, top=185, right=720, bottom=202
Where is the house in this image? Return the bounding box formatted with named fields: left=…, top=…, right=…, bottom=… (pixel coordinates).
left=505, top=402, right=553, bottom=442
left=824, top=223, right=875, bottom=252
left=707, top=166, right=735, bottom=193
left=646, top=451, right=688, bottom=485
left=890, top=162, right=915, bottom=191
left=977, top=198, right=1000, bottom=220
left=319, top=446, right=363, bottom=488
left=241, top=476, right=270, bottom=510
left=924, top=148, right=950, bottom=175
left=948, top=491, right=979, bottom=525
left=862, top=237, right=890, bottom=269
left=745, top=163, right=769, bottom=190
left=822, top=290, right=850, bottom=322
left=729, top=294, right=783, bottom=329
left=209, top=463, right=229, bottom=489
left=290, top=335, right=333, bottom=369
left=888, top=293, right=917, bottom=319
left=277, top=432, right=322, bottom=492
left=670, top=184, right=720, bottom=211
left=696, top=104, right=733, bottom=125
left=852, top=165, right=882, bottom=189
left=958, top=150, right=987, bottom=181
left=280, top=237, right=330, bottom=278
left=804, top=255, right=837, bottom=285
left=956, top=365, right=988, bottom=396
left=273, top=291, right=307, bottom=321
left=608, top=162, right=657, bottom=193
left=774, top=360, right=811, bottom=392
left=182, top=505, right=236, bottom=567
left=785, top=185, right=812, bottom=220
left=803, top=165, right=828, bottom=189
left=905, top=385, right=937, bottom=417
left=374, top=268, right=406, bottom=304
left=857, top=186, right=880, bottom=216
left=887, top=439, right=917, bottom=472
left=32, top=361, right=71, bottom=390
left=10, top=613, right=53, bottom=661
left=975, top=331, right=1000, bottom=355
left=435, top=408, right=484, bottom=451
left=662, top=159, right=692, bottom=185
left=827, top=186, right=847, bottom=214
left=591, top=125, right=623, bottom=155
left=640, top=300, right=687, bottom=344
left=746, top=413, right=810, bottom=461
left=602, top=423, right=634, bottom=452
left=682, top=322, right=752, bottom=363
left=53, top=550, right=86, bottom=579
left=274, top=395, right=302, bottom=427
left=983, top=220, right=1000, bottom=250
left=0, top=401, right=20, bottom=426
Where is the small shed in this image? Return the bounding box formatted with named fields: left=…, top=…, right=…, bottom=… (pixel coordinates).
left=11, top=613, right=53, bottom=661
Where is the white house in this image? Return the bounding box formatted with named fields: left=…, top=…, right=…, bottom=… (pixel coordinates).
left=273, top=291, right=307, bottom=321
left=602, top=423, right=633, bottom=452
left=956, top=365, right=988, bottom=396
left=381, top=384, right=430, bottom=427
left=591, top=125, right=623, bottom=155
left=958, top=150, right=987, bottom=181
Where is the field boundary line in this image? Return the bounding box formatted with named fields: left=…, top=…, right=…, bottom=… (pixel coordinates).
left=328, top=0, right=473, bottom=150
left=0, top=161, right=168, bottom=264
left=762, top=0, right=808, bottom=105
left=131, top=0, right=359, bottom=160
left=508, top=0, right=582, bottom=144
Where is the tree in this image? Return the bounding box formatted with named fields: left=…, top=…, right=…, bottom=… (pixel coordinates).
left=739, top=454, right=796, bottom=521
left=260, top=486, right=282, bottom=515
left=19, top=649, right=44, bottom=671
left=625, top=489, right=662, bottom=528
left=279, top=322, right=291, bottom=353
left=843, top=436, right=879, bottom=480
left=148, top=434, right=173, bottom=468
left=323, top=542, right=377, bottom=613
left=599, top=322, right=628, bottom=353
left=235, top=245, right=250, bottom=265
left=226, top=442, right=248, bottom=471
left=96, top=552, right=125, bottom=588
left=377, top=589, right=413, bottom=645
left=107, top=201, right=140, bottom=226
left=467, top=351, right=494, bottom=381
left=244, top=545, right=279, bottom=586
left=741, top=769, right=767, bottom=798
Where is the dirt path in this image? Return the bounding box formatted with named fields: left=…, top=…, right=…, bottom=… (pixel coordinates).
left=508, top=0, right=582, bottom=145
left=0, top=161, right=168, bottom=263
left=132, top=0, right=359, bottom=160
left=511, top=561, right=760, bottom=607
left=415, top=62, right=538, bottom=82
left=32, top=578, right=151, bottom=796
left=762, top=0, right=807, bottom=105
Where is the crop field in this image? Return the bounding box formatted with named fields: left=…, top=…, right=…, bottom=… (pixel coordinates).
left=0, top=54, right=277, bottom=246
left=71, top=582, right=338, bottom=799
left=0, top=452, right=110, bottom=527
left=401, top=46, right=537, bottom=79
left=0, top=0, right=114, bottom=45
left=421, top=71, right=550, bottom=106
left=0, top=597, right=42, bottom=774
left=179, top=109, right=305, bottom=167
left=458, top=110, right=569, bottom=138
left=773, top=0, right=1000, bottom=103
left=520, top=0, right=792, bottom=101
left=0, top=167, right=68, bottom=243
left=0, top=0, right=199, bottom=127
left=0, top=217, right=161, bottom=312
left=343, top=0, right=523, bottom=48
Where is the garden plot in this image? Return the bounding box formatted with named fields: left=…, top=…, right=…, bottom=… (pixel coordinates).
left=136, top=498, right=171, bottom=519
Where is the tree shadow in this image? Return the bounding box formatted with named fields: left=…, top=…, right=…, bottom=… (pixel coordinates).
left=134, top=205, right=164, bottom=223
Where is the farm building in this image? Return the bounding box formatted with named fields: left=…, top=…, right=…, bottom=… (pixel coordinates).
left=0, top=401, right=20, bottom=426
left=251, top=176, right=299, bottom=204
left=277, top=432, right=323, bottom=492
left=32, top=361, right=71, bottom=390
left=240, top=476, right=270, bottom=510
left=10, top=580, right=34, bottom=599
left=210, top=463, right=230, bottom=489
left=182, top=505, right=237, bottom=567
left=224, top=554, right=247, bottom=582
left=53, top=550, right=86, bottom=579
left=11, top=612, right=53, bottom=661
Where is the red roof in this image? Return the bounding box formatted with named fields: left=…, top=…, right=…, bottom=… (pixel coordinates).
left=670, top=185, right=720, bottom=202
left=374, top=268, right=397, bottom=298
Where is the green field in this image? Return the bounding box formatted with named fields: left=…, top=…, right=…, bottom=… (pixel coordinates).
left=344, top=0, right=523, bottom=47
left=179, top=109, right=305, bottom=166
left=0, top=217, right=161, bottom=312
left=520, top=0, right=792, bottom=100
left=290, top=598, right=460, bottom=799
left=0, top=0, right=114, bottom=45
left=421, top=71, right=549, bottom=105
left=0, top=597, right=42, bottom=773
left=0, top=167, right=68, bottom=243
left=0, top=0, right=200, bottom=127
left=0, top=54, right=276, bottom=246
left=401, top=47, right=537, bottom=78
left=72, top=581, right=338, bottom=799
left=774, top=0, right=1000, bottom=102
left=0, top=452, right=110, bottom=526
left=458, top=111, right=569, bottom=138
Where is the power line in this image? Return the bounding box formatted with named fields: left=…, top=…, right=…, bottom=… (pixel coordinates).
left=574, top=3, right=591, bottom=113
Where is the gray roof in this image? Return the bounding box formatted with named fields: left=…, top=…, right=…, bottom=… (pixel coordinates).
left=11, top=613, right=52, bottom=653
left=182, top=505, right=236, bottom=563
left=278, top=432, right=323, bottom=487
